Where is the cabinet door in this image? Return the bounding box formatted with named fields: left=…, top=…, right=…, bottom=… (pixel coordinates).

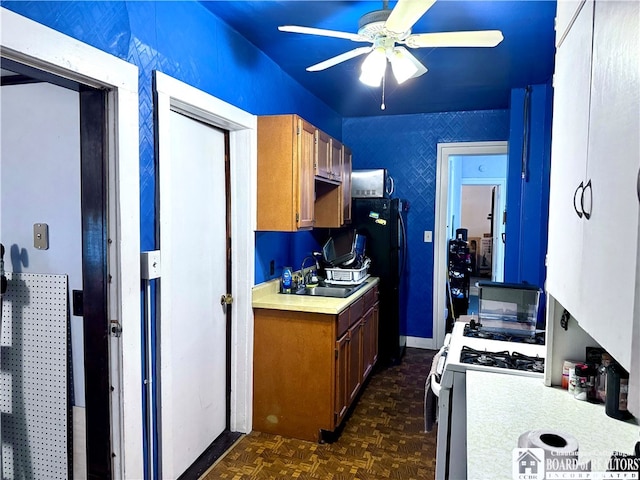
left=297, top=119, right=316, bottom=229
left=330, top=138, right=343, bottom=182
left=372, top=301, right=379, bottom=366
left=342, top=146, right=352, bottom=225
left=361, top=307, right=375, bottom=380
left=316, top=129, right=331, bottom=180
left=545, top=0, right=593, bottom=318
left=347, top=319, right=363, bottom=403
left=335, top=332, right=349, bottom=427
left=579, top=0, right=639, bottom=371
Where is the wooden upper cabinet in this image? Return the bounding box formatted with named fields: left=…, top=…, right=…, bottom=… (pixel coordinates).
left=330, top=138, right=343, bottom=181
left=316, top=129, right=332, bottom=180
left=257, top=115, right=315, bottom=231
left=298, top=119, right=316, bottom=229
left=257, top=113, right=352, bottom=231
left=342, top=146, right=353, bottom=225
left=316, top=132, right=342, bottom=183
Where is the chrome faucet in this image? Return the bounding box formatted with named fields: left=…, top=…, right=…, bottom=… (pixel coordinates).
left=300, top=255, right=318, bottom=285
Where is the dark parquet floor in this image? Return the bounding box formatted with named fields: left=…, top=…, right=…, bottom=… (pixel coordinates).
left=201, top=347, right=438, bottom=480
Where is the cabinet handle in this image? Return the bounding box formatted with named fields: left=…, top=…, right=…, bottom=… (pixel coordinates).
left=573, top=181, right=584, bottom=218
left=582, top=179, right=592, bottom=220
left=637, top=167, right=640, bottom=203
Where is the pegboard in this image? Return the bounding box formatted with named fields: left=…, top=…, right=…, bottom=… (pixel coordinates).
left=1, top=273, right=70, bottom=480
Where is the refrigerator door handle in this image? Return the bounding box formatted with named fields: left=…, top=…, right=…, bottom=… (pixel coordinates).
left=398, top=211, right=407, bottom=280
left=386, top=175, right=395, bottom=197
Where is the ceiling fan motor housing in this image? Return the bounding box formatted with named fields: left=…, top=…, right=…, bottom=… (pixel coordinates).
left=358, top=9, right=409, bottom=40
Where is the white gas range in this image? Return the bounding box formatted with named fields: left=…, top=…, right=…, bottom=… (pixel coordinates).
left=432, top=318, right=546, bottom=480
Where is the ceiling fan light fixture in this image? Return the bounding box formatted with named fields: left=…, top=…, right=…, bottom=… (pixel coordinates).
left=389, top=48, right=419, bottom=84
left=359, top=47, right=387, bottom=87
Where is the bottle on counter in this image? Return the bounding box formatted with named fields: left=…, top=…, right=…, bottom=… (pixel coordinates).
left=281, top=266, right=293, bottom=293
left=596, top=352, right=612, bottom=403
left=605, top=362, right=632, bottom=420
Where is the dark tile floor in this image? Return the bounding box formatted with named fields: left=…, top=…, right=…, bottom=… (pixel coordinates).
left=200, top=347, right=438, bottom=480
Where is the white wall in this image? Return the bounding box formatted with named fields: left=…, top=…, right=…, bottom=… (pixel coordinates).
left=0, top=81, right=84, bottom=407
left=461, top=185, right=494, bottom=239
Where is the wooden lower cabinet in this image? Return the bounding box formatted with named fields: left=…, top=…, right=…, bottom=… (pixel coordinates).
left=347, top=319, right=363, bottom=404
left=253, top=286, right=378, bottom=442
left=361, top=307, right=375, bottom=380
left=335, top=331, right=349, bottom=426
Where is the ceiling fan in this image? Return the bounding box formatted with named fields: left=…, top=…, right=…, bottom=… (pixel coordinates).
left=279, top=0, right=504, bottom=88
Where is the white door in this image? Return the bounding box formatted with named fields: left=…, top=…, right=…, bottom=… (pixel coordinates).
left=159, top=110, right=228, bottom=478
left=491, top=186, right=504, bottom=282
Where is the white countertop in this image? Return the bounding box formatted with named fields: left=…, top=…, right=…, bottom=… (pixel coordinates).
left=466, top=370, right=639, bottom=480
left=252, top=276, right=379, bottom=314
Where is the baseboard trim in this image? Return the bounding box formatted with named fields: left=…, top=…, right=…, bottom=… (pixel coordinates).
left=406, top=336, right=437, bottom=350
left=178, top=430, right=243, bottom=480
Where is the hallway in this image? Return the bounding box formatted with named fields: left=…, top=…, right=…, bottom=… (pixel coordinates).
left=200, top=348, right=438, bottom=479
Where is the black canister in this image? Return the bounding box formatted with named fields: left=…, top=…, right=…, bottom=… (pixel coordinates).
left=605, top=362, right=632, bottom=420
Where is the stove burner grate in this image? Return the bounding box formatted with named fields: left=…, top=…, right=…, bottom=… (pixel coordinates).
left=463, top=322, right=545, bottom=345
left=512, top=352, right=545, bottom=372
left=459, top=346, right=545, bottom=372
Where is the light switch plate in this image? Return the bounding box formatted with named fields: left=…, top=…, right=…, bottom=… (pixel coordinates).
left=141, top=250, right=161, bottom=279
left=34, top=223, right=49, bottom=250
left=423, top=230, right=433, bottom=243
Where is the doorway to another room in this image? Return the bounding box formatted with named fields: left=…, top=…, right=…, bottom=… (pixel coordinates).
left=1, top=14, right=141, bottom=478
left=434, top=142, right=508, bottom=347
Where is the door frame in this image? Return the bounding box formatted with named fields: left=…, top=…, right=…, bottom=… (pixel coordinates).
left=1, top=8, right=142, bottom=477
left=154, top=71, right=256, bottom=436
left=434, top=141, right=508, bottom=348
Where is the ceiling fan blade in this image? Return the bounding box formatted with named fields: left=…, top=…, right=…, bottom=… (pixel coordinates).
left=405, top=30, right=504, bottom=48
left=307, top=46, right=373, bottom=72
left=279, top=25, right=365, bottom=42
left=385, top=0, right=437, bottom=35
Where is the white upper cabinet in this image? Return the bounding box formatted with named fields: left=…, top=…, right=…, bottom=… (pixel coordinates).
left=579, top=0, right=639, bottom=371
left=547, top=0, right=639, bottom=371
left=546, top=0, right=593, bottom=321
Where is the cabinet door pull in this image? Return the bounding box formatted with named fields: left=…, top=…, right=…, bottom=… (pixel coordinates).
left=573, top=181, right=584, bottom=218
left=582, top=179, right=592, bottom=220
left=637, top=167, right=640, bottom=203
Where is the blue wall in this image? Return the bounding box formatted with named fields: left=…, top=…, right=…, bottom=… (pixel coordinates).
left=3, top=0, right=342, bottom=253
left=4, top=1, right=553, bottom=340
left=343, top=111, right=510, bottom=338
left=505, top=84, right=552, bottom=288
left=254, top=231, right=321, bottom=284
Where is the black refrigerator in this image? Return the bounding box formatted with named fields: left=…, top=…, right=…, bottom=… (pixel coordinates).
left=351, top=198, right=409, bottom=366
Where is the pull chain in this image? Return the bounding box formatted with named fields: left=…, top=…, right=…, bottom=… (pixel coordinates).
left=381, top=65, right=386, bottom=111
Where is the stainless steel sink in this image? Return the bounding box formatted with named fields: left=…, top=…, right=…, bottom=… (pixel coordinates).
left=293, top=284, right=365, bottom=298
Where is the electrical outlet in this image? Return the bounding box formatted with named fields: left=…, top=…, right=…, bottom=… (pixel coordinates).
left=423, top=231, right=433, bottom=243
left=269, top=260, right=275, bottom=276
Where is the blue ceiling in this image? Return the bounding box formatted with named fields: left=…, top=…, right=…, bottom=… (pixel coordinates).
left=201, top=1, right=557, bottom=117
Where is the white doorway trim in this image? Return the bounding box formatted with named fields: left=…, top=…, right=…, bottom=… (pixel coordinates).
left=1, top=8, right=142, bottom=478
left=154, top=72, right=257, bottom=436
left=433, top=141, right=508, bottom=349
